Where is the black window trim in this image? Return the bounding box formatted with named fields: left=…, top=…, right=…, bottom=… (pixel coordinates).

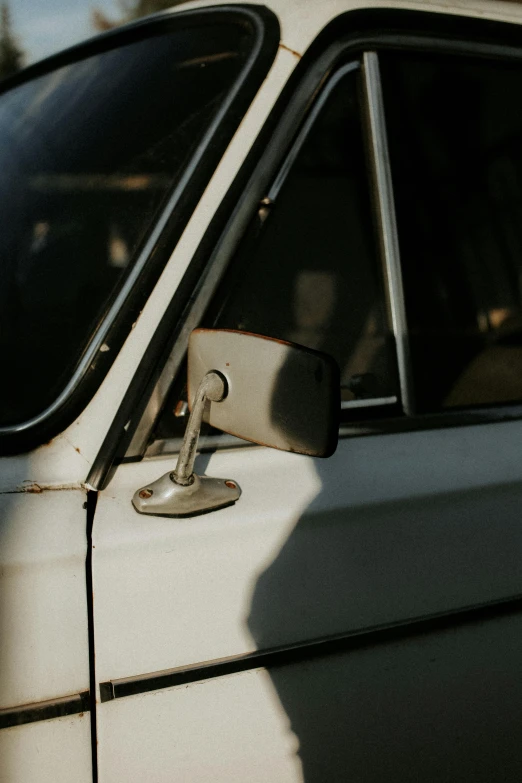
left=87, top=7, right=522, bottom=491
left=0, top=3, right=280, bottom=454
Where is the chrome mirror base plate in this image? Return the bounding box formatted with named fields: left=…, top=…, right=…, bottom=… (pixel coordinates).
left=132, top=471, right=241, bottom=518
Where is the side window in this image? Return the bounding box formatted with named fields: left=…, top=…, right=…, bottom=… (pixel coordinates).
left=382, top=51, right=522, bottom=412
left=155, top=63, right=400, bottom=443
left=0, top=11, right=274, bottom=436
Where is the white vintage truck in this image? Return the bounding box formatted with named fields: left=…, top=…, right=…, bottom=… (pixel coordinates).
left=2, top=0, right=522, bottom=780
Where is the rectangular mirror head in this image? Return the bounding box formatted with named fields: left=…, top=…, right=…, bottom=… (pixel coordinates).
left=188, top=329, right=340, bottom=457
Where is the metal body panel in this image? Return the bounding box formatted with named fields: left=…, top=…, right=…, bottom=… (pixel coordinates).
left=0, top=489, right=91, bottom=779
left=96, top=609, right=522, bottom=782
left=97, top=668, right=302, bottom=783
left=93, top=418, right=522, bottom=685
left=0, top=714, right=92, bottom=783
left=0, top=490, right=90, bottom=709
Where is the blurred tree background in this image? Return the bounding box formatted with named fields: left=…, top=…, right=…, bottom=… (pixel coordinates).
left=0, top=2, right=24, bottom=79
left=0, top=0, right=189, bottom=82
left=92, top=0, right=186, bottom=31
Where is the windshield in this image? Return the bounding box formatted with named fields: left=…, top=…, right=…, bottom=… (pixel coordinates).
left=0, top=19, right=253, bottom=427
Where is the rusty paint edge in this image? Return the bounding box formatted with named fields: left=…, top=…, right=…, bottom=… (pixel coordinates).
left=279, top=41, right=302, bottom=59
left=0, top=481, right=89, bottom=496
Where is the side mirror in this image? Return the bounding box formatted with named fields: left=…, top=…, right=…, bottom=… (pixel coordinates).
left=188, top=328, right=339, bottom=457
left=133, top=329, right=339, bottom=518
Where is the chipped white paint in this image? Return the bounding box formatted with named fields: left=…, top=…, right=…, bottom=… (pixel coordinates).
left=3, top=481, right=87, bottom=495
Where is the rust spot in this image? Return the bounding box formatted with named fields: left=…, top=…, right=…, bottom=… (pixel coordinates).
left=139, top=488, right=153, bottom=499
left=226, top=362, right=230, bottom=367
left=78, top=712, right=84, bottom=718
left=279, top=42, right=302, bottom=59
left=225, top=480, right=237, bottom=490
left=24, top=483, right=43, bottom=493
left=75, top=447, right=81, bottom=454
left=13, top=481, right=86, bottom=494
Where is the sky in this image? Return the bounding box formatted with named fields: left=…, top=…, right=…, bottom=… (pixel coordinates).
left=10, top=0, right=123, bottom=65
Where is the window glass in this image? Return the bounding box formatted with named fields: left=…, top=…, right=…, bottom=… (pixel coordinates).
left=156, top=66, right=399, bottom=441
left=0, top=20, right=254, bottom=426
left=382, top=51, right=522, bottom=411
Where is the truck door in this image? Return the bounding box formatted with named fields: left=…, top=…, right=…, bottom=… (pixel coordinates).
left=90, top=11, right=522, bottom=783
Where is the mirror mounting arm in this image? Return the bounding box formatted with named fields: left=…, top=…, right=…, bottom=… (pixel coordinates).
left=173, top=371, right=226, bottom=485
left=132, top=371, right=240, bottom=518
